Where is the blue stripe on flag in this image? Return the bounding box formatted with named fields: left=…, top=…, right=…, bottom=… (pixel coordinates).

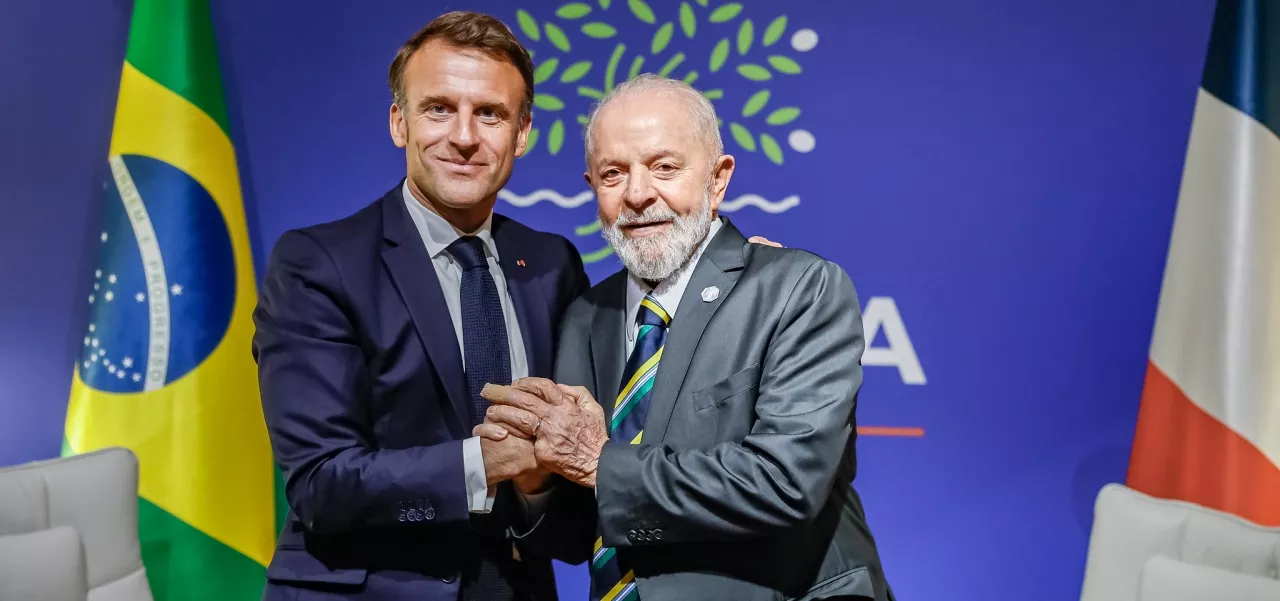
left=1200, top=0, right=1280, bottom=138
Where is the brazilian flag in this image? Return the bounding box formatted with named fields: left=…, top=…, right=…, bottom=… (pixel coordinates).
left=62, top=0, right=280, bottom=598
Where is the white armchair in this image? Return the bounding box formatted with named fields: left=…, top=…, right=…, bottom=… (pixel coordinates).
left=0, top=447, right=154, bottom=601
left=1080, top=483, right=1280, bottom=601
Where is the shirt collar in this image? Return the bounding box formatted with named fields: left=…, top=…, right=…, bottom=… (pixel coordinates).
left=401, top=179, right=498, bottom=261
left=625, top=217, right=723, bottom=333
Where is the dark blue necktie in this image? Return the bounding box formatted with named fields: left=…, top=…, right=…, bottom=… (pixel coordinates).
left=446, top=236, right=514, bottom=601
left=446, top=235, right=512, bottom=427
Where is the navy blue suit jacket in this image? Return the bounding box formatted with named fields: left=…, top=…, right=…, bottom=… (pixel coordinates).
left=252, top=182, right=590, bottom=600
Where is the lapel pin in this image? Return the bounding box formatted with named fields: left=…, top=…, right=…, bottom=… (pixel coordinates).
left=516, top=259, right=526, bottom=267
left=701, top=286, right=720, bottom=302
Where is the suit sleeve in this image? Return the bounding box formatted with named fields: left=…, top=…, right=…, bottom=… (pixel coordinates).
left=511, top=295, right=601, bottom=565
left=253, top=230, right=469, bottom=534
left=595, top=259, right=864, bottom=545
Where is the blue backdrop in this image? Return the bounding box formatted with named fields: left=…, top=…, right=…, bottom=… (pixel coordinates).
left=0, top=1, right=1217, bottom=600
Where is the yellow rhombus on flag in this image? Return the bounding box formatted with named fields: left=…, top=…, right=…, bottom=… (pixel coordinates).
left=63, top=0, right=283, bottom=598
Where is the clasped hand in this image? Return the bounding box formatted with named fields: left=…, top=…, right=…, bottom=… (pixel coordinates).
left=473, top=378, right=608, bottom=490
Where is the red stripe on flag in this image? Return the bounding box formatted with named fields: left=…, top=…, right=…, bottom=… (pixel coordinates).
left=1127, top=361, right=1280, bottom=526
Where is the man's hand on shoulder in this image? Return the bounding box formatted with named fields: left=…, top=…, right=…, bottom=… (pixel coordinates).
left=748, top=235, right=783, bottom=248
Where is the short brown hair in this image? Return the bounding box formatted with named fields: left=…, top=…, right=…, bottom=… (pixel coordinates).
left=388, top=11, right=536, bottom=125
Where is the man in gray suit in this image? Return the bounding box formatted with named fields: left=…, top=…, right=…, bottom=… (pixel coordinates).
left=476, top=74, right=893, bottom=601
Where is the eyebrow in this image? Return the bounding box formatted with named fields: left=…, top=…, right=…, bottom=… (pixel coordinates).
left=597, top=149, right=687, bottom=167
left=416, top=95, right=514, bottom=119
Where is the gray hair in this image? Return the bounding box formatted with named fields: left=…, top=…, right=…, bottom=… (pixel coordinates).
left=583, top=74, right=724, bottom=168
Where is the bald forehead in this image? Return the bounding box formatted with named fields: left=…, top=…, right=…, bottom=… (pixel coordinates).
left=589, top=89, right=710, bottom=163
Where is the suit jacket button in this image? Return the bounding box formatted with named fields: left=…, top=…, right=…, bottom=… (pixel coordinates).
left=442, top=575, right=456, bottom=584
left=627, top=530, right=637, bottom=542
left=653, top=528, right=663, bottom=541
left=423, top=504, right=435, bottom=520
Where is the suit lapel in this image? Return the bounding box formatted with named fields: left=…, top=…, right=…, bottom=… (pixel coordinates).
left=379, top=187, right=470, bottom=437
left=493, top=217, right=552, bottom=379
left=589, top=272, right=629, bottom=417
left=645, top=220, right=747, bottom=442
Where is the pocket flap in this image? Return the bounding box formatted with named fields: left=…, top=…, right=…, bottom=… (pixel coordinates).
left=265, top=547, right=368, bottom=586
left=792, top=565, right=874, bottom=601
left=692, top=363, right=761, bottom=411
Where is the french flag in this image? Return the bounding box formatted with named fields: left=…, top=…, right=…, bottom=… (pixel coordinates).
left=1126, top=0, right=1280, bottom=525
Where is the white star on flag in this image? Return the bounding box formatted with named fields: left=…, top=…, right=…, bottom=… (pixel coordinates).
left=83, top=337, right=89, bottom=346
left=136, top=292, right=145, bottom=302
left=91, top=338, right=99, bottom=348
left=171, top=284, right=184, bottom=296
left=104, top=291, right=114, bottom=302
left=108, top=365, right=116, bottom=374
left=122, top=357, right=133, bottom=368
left=95, top=269, right=102, bottom=278
left=100, top=232, right=108, bottom=242
left=108, top=274, right=117, bottom=284
left=88, top=294, right=95, bottom=304
left=89, top=324, right=95, bottom=332
left=132, top=373, right=142, bottom=383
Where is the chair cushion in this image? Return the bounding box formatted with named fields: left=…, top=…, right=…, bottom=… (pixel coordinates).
left=0, top=526, right=89, bottom=601
left=1138, top=555, right=1280, bottom=601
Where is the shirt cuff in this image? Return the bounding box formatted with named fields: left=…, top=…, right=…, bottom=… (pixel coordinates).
left=463, top=436, right=496, bottom=513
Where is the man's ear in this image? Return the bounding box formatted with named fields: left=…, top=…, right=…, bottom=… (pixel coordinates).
left=514, top=112, right=533, bottom=157
left=390, top=103, right=408, bottom=148
left=707, top=154, right=736, bottom=214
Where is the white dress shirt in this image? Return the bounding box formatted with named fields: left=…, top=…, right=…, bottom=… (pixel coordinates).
left=401, top=180, right=529, bottom=514
left=623, top=218, right=724, bottom=356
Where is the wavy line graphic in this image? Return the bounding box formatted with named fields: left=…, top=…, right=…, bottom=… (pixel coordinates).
left=498, top=189, right=595, bottom=208
left=499, top=189, right=799, bottom=213
left=718, top=194, right=800, bottom=213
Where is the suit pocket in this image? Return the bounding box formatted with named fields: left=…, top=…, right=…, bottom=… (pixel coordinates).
left=692, top=363, right=761, bottom=412
left=788, top=566, right=874, bottom=601
left=265, top=546, right=368, bottom=587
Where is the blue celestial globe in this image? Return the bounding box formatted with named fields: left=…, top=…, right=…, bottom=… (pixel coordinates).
left=78, top=154, right=236, bottom=393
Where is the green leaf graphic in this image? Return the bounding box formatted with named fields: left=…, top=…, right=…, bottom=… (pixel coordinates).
left=760, top=133, right=783, bottom=165
left=628, top=0, right=656, bottom=24
left=560, top=61, right=593, bottom=83
left=765, top=107, right=800, bottom=125
left=737, top=63, right=772, bottom=81
left=557, top=2, right=593, bottom=18
left=695, top=0, right=708, bottom=5
left=534, top=94, right=565, bottom=111
left=683, top=70, right=699, bottom=84
left=579, top=86, right=605, bottom=100
left=548, top=119, right=566, bottom=154
left=545, top=23, right=571, bottom=51
left=680, top=3, right=696, bottom=37
left=577, top=114, right=590, bottom=125
left=628, top=55, right=645, bottom=80
left=576, top=220, right=603, bottom=235
left=599, top=0, right=612, bottom=8
left=517, top=10, right=540, bottom=40
left=604, top=43, right=626, bottom=90
left=525, top=128, right=540, bottom=154
left=709, top=38, right=730, bottom=72
left=583, top=22, right=617, bottom=38
left=702, top=88, right=724, bottom=100
left=581, top=245, right=616, bottom=264
left=658, top=52, right=685, bottom=76
left=763, top=16, right=787, bottom=46
left=742, top=89, right=770, bottom=117
left=652, top=22, right=674, bottom=54
left=533, top=59, right=559, bottom=84
left=729, top=122, right=756, bottom=151
left=768, top=55, right=802, bottom=74
left=737, top=19, right=754, bottom=55
left=709, top=3, right=743, bottom=23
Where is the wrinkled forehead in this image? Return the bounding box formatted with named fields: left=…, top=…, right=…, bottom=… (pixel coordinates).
left=589, top=93, right=708, bottom=165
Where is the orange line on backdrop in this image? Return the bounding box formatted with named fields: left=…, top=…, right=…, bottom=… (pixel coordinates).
left=858, top=426, right=925, bottom=437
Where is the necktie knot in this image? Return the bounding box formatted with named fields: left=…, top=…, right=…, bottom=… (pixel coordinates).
left=638, top=296, right=671, bottom=329
left=446, top=236, right=488, bottom=271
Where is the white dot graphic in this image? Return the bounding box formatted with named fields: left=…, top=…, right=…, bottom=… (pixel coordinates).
left=788, top=130, right=816, bottom=153
left=791, top=29, right=818, bottom=52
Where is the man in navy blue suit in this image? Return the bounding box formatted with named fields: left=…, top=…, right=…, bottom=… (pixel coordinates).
left=251, top=11, right=591, bottom=600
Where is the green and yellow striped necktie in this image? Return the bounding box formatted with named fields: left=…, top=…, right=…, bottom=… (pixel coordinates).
left=589, top=295, right=670, bottom=601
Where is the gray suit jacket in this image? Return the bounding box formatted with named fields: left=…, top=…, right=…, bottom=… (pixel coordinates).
left=552, top=219, right=893, bottom=601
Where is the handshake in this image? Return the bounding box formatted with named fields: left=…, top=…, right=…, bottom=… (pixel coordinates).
left=475, top=378, right=610, bottom=494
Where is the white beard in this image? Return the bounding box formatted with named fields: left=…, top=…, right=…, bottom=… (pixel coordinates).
left=601, top=190, right=713, bottom=282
